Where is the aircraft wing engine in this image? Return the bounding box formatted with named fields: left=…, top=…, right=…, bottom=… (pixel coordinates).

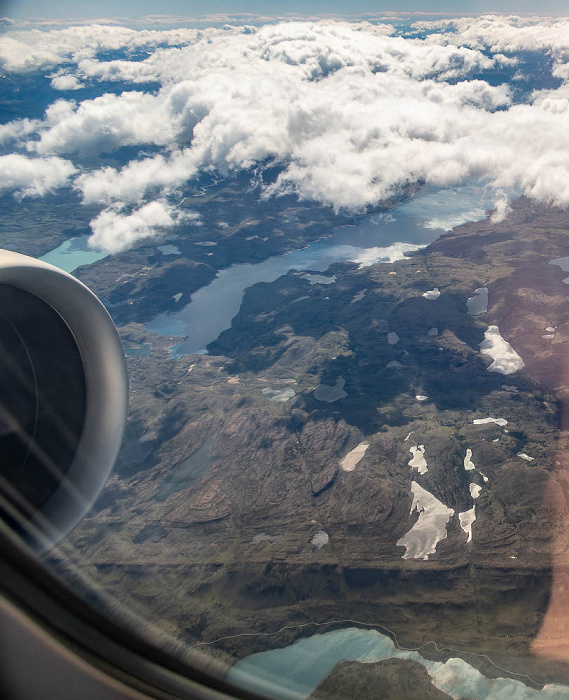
left=0, top=250, right=128, bottom=554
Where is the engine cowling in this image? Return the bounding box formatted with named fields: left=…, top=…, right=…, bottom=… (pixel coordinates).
left=0, top=250, right=128, bottom=554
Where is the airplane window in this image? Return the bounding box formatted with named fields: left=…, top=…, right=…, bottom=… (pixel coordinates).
left=5, top=5, right=569, bottom=700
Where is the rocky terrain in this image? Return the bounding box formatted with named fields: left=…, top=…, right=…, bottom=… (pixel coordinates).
left=48, top=196, right=569, bottom=690
left=73, top=172, right=357, bottom=326
left=0, top=191, right=99, bottom=258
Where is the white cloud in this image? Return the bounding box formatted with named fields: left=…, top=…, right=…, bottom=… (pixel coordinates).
left=0, top=154, right=76, bottom=198
left=2, top=22, right=514, bottom=228
left=14, top=23, right=509, bottom=175
left=5, top=18, right=569, bottom=252
left=72, top=21, right=489, bottom=85
left=490, top=190, right=512, bottom=223
left=415, top=15, right=569, bottom=57
left=51, top=74, right=83, bottom=90
left=0, top=24, right=217, bottom=73
left=76, top=149, right=199, bottom=205
left=0, top=118, right=40, bottom=145
left=351, top=243, right=422, bottom=268
left=32, top=92, right=179, bottom=155
left=88, top=200, right=199, bottom=253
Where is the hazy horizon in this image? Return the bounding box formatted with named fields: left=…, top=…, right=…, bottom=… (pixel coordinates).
left=4, top=1, right=569, bottom=22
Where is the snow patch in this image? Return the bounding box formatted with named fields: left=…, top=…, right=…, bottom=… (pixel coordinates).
left=459, top=507, right=476, bottom=543
left=464, top=448, right=475, bottom=471
left=479, top=325, right=525, bottom=375
left=469, top=483, right=482, bottom=499
left=387, top=332, right=400, bottom=345
left=517, top=452, right=535, bottom=461
left=311, top=530, right=329, bottom=549
left=262, top=387, right=295, bottom=402
left=351, top=290, right=366, bottom=303
left=473, top=417, right=508, bottom=426
left=408, top=445, right=428, bottom=474
left=340, top=442, right=370, bottom=472
left=397, top=481, right=454, bottom=560
left=422, top=288, right=441, bottom=300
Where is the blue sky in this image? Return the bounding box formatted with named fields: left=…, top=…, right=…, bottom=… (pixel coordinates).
left=3, top=0, right=569, bottom=20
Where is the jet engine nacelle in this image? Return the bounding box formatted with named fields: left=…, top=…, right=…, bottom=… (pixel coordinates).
left=0, top=250, right=128, bottom=554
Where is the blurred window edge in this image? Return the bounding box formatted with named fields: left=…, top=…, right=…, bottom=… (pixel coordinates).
left=0, top=522, right=266, bottom=700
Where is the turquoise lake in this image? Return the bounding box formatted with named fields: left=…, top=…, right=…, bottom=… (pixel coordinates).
left=39, top=235, right=109, bottom=273
left=228, top=627, right=569, bottom=700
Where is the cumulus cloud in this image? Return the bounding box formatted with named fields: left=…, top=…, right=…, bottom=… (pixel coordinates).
left=415, top=15, right=569, bottom=56
left=0, top=24, right=218, bottom=73
left=51, top=74, right=83, bottom=90
left=6, top=18, right=569, bottom=252
left=0, top=154, right=77, bottom=198
left=71, top=21, right=487, bottom=85
left=0, top=118, right=40, bottom=145
left=31, top=92, right=181, bottom=155
left=16, top=21, right=512, bottom=219
left=415, top=15, right=569, bottom=86
left=490, top=191, right=512, bottom=223
left=88, top=200, right=199, bottom=253
left=76, top=149, right=199, bottom=205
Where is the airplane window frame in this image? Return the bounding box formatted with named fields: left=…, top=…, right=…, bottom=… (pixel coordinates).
left=0, top=521, right=268, bottom=700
